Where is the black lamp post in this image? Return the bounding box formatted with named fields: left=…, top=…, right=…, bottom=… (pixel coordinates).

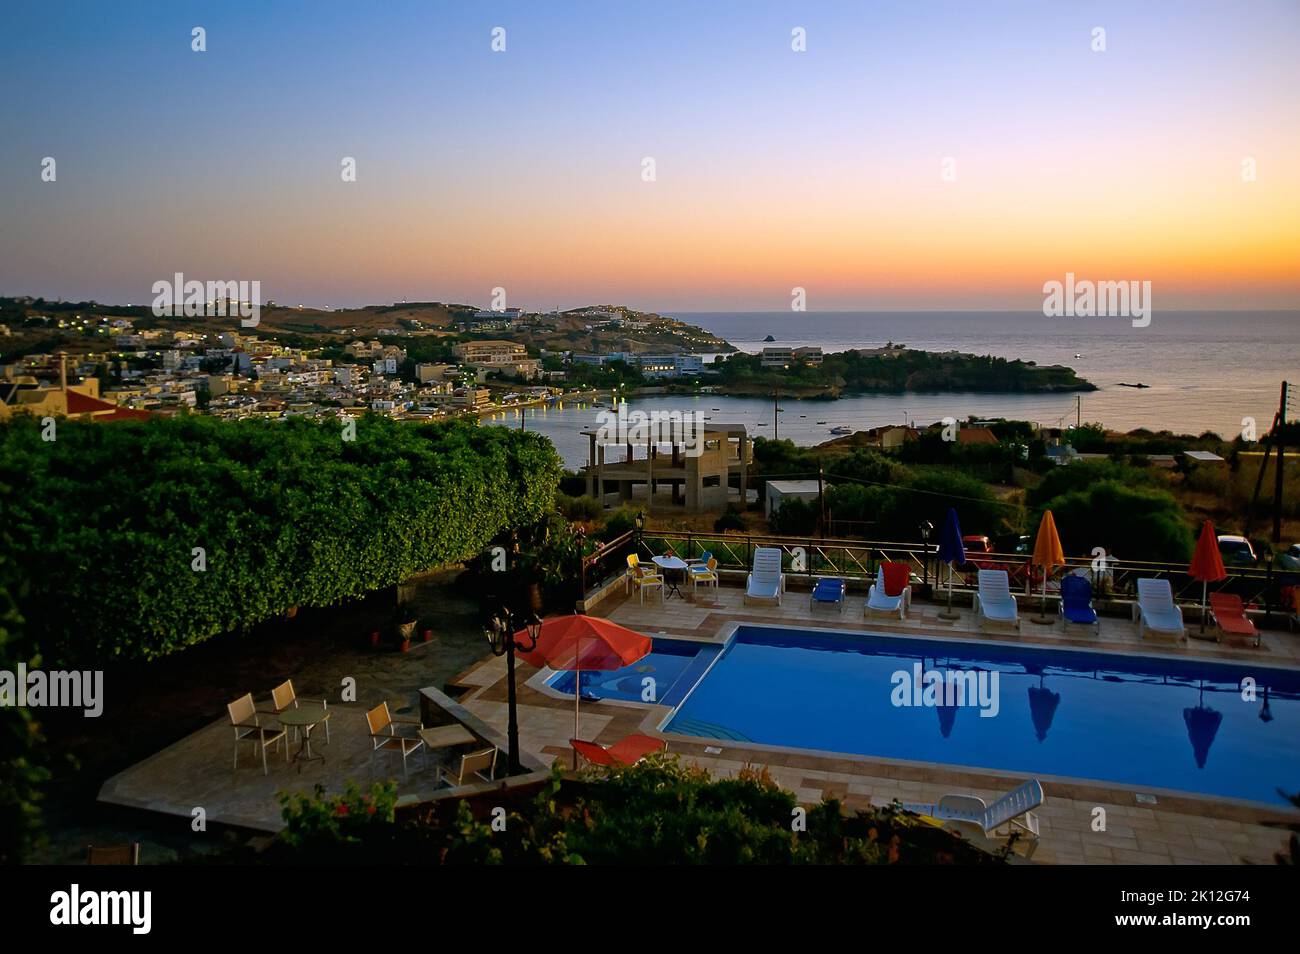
left=484, top=609, right=542, bottom=775
left=919, top=520, right=934, bottom=596
left=634, top=509, right=645, bottom=549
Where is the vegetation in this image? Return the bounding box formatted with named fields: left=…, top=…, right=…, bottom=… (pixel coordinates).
left=269, top=758, right=1007, bottom=865
left=0, top=415, right=561, bottom=663
left=0, top=561, right=50, bottom=864
left=714, top=349, right=1094, bottom=395
left=1039, top=480, right=1194, bottom=564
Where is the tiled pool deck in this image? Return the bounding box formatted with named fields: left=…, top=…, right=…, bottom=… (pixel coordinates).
left=97, top=579, right=1299, bottom=863
left=456, top=583, right=1300, bottom=865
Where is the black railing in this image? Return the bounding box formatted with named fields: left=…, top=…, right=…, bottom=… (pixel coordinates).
left=626, top=528, right=1290, bottom=617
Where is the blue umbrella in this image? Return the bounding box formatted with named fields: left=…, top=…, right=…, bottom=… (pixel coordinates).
left=936, top=508, right=965, bottom=618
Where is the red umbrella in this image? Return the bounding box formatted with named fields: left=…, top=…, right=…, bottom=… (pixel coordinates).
left=517, top=615, right=653, bottom=762
left=1189, top=520, right=1227, bottom=634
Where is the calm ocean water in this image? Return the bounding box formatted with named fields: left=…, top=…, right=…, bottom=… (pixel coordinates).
left=488, top=311, right=1299, bottom=470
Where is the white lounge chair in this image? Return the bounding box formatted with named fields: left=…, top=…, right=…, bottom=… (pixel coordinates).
left=865, top=563, right=911, bottom=619
left=1133, top=577, right=1185, bottom=640
left=903, top=778, right=1043, bottom=858
left=973, top=569, right=1020, bottom=631
left=744, top=546, right=785, bottom=606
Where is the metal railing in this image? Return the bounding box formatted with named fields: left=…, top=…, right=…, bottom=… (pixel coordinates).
left=617, top=528, right=1290, bottom=617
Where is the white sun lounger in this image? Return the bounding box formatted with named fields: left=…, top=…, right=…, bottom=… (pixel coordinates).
left=973, top=569, right=1020, bottom=631
left=744, top=546, right=785, bottom=606
left=903, top=778, right=1043, bottom=858
left=1133, top=577, right=1185, bottom=640
left=865, top=566, right=910, bottom=619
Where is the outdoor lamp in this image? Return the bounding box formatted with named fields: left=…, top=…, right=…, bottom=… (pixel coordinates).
left=484, top=608, right=542, bottom=775
left=635, top=511, right=645, bottom=532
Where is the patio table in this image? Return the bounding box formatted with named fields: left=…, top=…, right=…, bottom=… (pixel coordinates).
left=276, top=705, right=330, bottom=772
left=418, top=724, right=477, bottom=750
left=652, top=555, right=689, bottom=600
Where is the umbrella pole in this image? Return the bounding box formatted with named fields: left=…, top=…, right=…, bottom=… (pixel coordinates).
left=573, top=667, right=581, bottom=769
left=1200, top=581, right=1208, bottom=635
left=1031, top=567, right=1054, bottom=624
left=938, top=562, right=959, bottom=621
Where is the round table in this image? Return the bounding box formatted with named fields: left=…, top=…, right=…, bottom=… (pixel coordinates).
left=277, top=705, right=330, bottom=771
left=652, top=555, right=689, bottom=600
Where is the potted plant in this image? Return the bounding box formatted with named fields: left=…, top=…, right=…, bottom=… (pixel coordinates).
left=421, top=627, right=433, bottom=643
left=394, top=603, right=418, bottom=652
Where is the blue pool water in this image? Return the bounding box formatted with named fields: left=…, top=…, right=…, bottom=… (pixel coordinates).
left=663, top=626, right=1300, bottom=806
left=547, top=639, right=721, bottom=706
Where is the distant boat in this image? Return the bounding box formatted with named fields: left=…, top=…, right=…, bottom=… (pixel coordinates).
left=1074, top=353, right=1083, bottom=358
left=800, top=414, right=807, bottom=418
left=829, top=426, right=852, bottom=435
left=1117, top=382, right=1150, bottom=389
left=816, top=420, right=827, bottom=425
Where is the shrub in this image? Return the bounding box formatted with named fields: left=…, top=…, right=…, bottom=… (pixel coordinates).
left=768, top=497, right=818, bottom=535
left=1041, top=480, right=1194, bottom=563
left=271, top=758, right=1006, bottom=865
left=0, top=415, right=562, bottom=663
left=713, top=507, right=748, bottom=533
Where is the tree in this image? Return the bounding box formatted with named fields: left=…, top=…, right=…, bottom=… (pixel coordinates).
left=1041, top=480, right=1193, bottom=563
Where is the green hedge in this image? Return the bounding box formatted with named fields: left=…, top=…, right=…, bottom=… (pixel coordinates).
left=0, top=415, right=561, bottom=663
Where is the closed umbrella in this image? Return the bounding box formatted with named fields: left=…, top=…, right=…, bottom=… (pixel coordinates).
left=517, top=614, right=653, bottom=766
left=936, top=508, right=965, bottom=621
left=1031, top=510, right=1066, bottom=624
left=1027, top=674, right=1061, bottom=742
left=1189, top=520, right=1227, bottom=635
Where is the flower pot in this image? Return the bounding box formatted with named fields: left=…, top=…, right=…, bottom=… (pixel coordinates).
left=399, top=638, right=412, bottom=654
left=369, top=630, right=381, bottom=648
left=282, top=606, right=298, bottom=620
left=421, top=629, right=433, bottom=643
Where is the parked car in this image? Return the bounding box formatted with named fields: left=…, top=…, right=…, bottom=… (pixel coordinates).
left=1216, top=534, right=1257, bottom=568
left=1278, top=543, right=1300, bottom=571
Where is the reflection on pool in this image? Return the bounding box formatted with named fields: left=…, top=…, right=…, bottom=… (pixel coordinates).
left=662, top=626, right=1300, bottom=806
left=546, top=638, right=720, bottom=707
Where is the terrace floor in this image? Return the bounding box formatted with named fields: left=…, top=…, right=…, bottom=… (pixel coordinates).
left=455, top=581, right=1300, bottom=865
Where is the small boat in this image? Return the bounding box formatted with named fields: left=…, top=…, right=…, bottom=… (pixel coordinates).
left=816, top=420, right=827, bottom=425
left=1117, top=382, right=1150, bottom=389
left=829, top=426, right=852, bottom=435
left=799, top=415, right=807, bottom=418
left=1074, top=353, right=1083, bottom=358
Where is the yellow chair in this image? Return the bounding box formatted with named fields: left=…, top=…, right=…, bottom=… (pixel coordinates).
left=689, top=557, right=719, bottom=598
left=627, top=554, right=664, bottom=604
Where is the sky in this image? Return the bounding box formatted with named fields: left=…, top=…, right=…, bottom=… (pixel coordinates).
left=1, top=0, right=1297, bottom=312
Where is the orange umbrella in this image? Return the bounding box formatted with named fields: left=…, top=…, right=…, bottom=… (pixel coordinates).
left=1189, top=520, right=1227, bottom=633
left=517, top=615, right=653, bottom=762
left=1031, top=510, right=1066, bottom=620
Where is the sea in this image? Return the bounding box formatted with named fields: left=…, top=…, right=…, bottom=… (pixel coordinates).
left=483, top=311, right=1299, bottom=471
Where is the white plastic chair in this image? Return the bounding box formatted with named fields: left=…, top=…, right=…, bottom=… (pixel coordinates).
left=903, top=779, right=1043, bottom=857
left=744, top=546, right=784, bottom=605
left=1133, top=577, right=1185, bottom=640
left=973, top=569, right=1020, bottom=631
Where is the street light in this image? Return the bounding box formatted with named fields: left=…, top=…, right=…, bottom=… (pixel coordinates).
left=919, top=520, right=934, bottom=595
left=484, top=609, right=542, bottom=775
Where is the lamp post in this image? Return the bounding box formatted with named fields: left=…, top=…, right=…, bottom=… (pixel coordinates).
left=484, top=609, right=542, bottom=775
left=919, top=520, right=934, bottom=596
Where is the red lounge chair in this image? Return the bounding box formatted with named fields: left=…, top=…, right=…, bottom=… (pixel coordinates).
left=570, top=734, right=666, bottom=767
left=1209, top=593, right=1259, bottom=647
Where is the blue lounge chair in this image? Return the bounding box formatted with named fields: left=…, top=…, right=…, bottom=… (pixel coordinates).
left=1059, top=574, right=1099, bottom=634
left=810, top=577, right=845, bottom=614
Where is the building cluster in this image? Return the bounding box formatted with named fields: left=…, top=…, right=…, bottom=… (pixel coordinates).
left=0, top=317, right=562, bottom=424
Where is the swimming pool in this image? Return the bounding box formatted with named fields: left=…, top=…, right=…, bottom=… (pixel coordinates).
left=546, top=638, right=721, bottom=707
left=662, top=625, right=1300, bottom=807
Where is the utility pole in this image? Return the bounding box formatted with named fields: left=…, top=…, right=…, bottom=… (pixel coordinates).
left=1076, top=395, right=1081, bottom=430
left=817, top=464, right=827, bottom=539
left=1274, top=381, right=1289, bottom=544
left=773, top=386, right=779, bottom=440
